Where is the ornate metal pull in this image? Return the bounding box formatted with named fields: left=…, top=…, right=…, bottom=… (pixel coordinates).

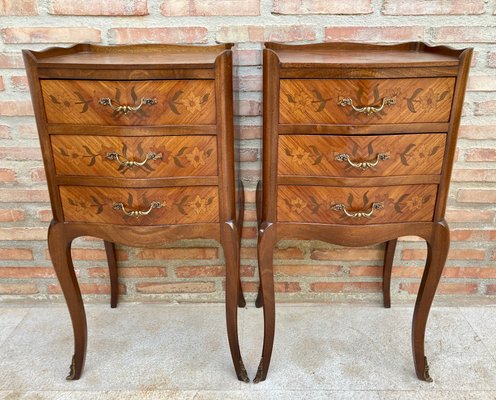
left=99, top=97, right=157, bottom=115
left=337, top=97, right=396, bottom=115
left=106, top=151, right=162, bottom=168
left=112, top=201, right=163, bottom=218
left=335, top=153, right=390, bottom=170
left=331, top=202, right=384, bottom=218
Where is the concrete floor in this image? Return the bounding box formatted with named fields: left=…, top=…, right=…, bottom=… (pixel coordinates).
left=0, top=302, right=496, bottom=399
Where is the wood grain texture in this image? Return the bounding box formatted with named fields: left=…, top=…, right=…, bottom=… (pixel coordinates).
left=60, top=186, right=219, bottom=225
left=52, top=135, right=217, bottom=178
left=280, top=78, right=455, bottom=124
left=278, top=134, right=446, bottom=177
left=277, top=184, right=437, bottom=224
left=42, top=79, right=216, bottom=125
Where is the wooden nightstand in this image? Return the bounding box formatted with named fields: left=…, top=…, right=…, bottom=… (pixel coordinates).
left=255, top=42, right=472, bottom=383
left=23, top=44, right=248, bottom=382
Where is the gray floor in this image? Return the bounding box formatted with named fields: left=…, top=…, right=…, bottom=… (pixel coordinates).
left=0, top=302, right=496, bottom=399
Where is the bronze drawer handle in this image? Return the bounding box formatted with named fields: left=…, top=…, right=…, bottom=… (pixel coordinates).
left=112, top=201, right=163, bottom=218
left=331, top=202, right=384, bottom=218
left=106, top=151, right=162, bottom=168
left=99, top=97, right=157, bottom=115
left=337, top=97, right=396, bottom=115
left=335, top=153, right=390, bottom=169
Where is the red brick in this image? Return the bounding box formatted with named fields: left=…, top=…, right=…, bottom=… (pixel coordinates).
left=234, top=75, right=262, bottom=92
left=176, top=265, right=254, bottom=278
left=275, top=264, right=342, bottom=277
left=0, top=76, right=4, bottom=91
left=451, top=229, right=494, bottom=241
left=0, top=209, right=24, bottom=222
left=68, top=248, right=128, bottom=261
left=275, top=247, right=305, bottom=259
left=239, top=125, right=262, bottom=140
left=460, top=125, right=496, bottom=139
left=310, top=282, right=381, bottom=293
left=161, top=0, right=259, bottom=16
left=0, top=53, right=24, bottom=69
left=136, top=282, right=215, bottom=293
left=241, top=226, right=257, bottom=239
left=311, top=248, right=382, bottom=261
left=49, top=283, right=126, bottom=295
left=486, top=285, right=496, bottom=295
left=0, top=168, right=16, bottom=182
left=0, top=0, right=37, bottom=15
left=382, top=0, right=484, bottom=15
left=49, top=0, right=148, bottom=15
left=431, top=27, right=496, bottom=43
left=273, top=0, right=372, bottom=14
left=475, top=101, right=496, bottom=116
left=465, top=148, right=496, bottom=162
left=0, top=283, right=38, bottom=294
left=1, top=27, right=101, bottom=44
left=457, top=189, right=496, bottom=204
left=216, top=25, right=316, bottom=43
left=10, top=75, right=28, bottom=92
left=0, top=147, right=42, bottom=161
left=111, top=27, right=207, bottom=44
left=88, top=266, right=166, bottom=278
left=443, top=267, right=496, bottom=279
left=0, top=248, right=33, bottom=260
left=236, top=100, right=261, bottom=116
left=38, top=209, right=53, bottom=222
left=0, top=189, right=49, bottom=203
left=400, top=282, right=478, bottom=295
left=325, top=26, right=424, bottom=42
left=0, top=125, right=10, bottom=138
left=0, top=101, right=33, bottom=116
left=349, top=266, right=382, bottom=277
left=239, top=148, right=258, bottom=162
left=0, top=267, right=55, bottom=278
left=18, top=123, right=38, bottom=138
left=243, top=209, right=257, bottom=222
left=242, top=281, right=301, bottom=293
left=452, top=169, right=496, bottom=182
left=468, top=76, right=496, bottom=91
left=30, top=167, right=46, bottom=182
left=446, top=208, right=495, bottom=223
left=392, top=266, right=424, bottom=278
left=489, top=52, right=496, bottom=68
left=137, top=247, right=218, bottom=260
left=402, top=248, right=486, bottom=261
left=0, top=227, right=46, bottom=241
left=233, top=50, right=261, bottom=66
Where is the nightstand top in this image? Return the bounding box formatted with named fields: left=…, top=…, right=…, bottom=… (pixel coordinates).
left=265, top=42, right=467, bottom=68
left=23, top=43, right=232, bottom=69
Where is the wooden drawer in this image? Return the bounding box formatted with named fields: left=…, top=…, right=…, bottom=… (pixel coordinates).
left=277, top=184, right=437, bottom=224
left=52, top=135, right=217, bottom=178
left=60, top=186, right=219, bottom=225
left=41, top=80, right=216, bottom=126
left=280, top=78, right=455, bottom=125
left=278, top=134, right=446, bottom=177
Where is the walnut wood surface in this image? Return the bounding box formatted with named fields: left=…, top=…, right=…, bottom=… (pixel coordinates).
left=52, top=135, right=217, bottom=178
left=255, top=41, right=472, bottom=384
left=280, top=78, right=455, bottom=125
left=42, top=79, right=216, bottom=125
left=278, top=134, right=446, bottom=177
left=277, top=184, right=437, bottom=224
left=60, top=186, right=219, bottom=225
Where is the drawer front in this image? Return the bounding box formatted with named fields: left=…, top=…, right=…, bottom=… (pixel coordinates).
left=52, top=135, right=217, bottom=178
left=277, top=184, right=437, bottom=224
left=280, top=78, right=455, bottom=124
left=42, top=80, right=216, bottom=126
left=278, top=134, right=446, bottom=177
left=60, top=186, right=219, bottom=225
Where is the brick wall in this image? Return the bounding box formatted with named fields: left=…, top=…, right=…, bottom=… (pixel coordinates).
left=0, top=0, right=495, bottom=303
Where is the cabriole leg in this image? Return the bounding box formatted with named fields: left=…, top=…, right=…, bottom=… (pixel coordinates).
left=253, top=222, right=276, bottom=383
left=48, top=221, right=87, bottom=380
left=104, top=241, right=118, bottom=308
left=255, top=181, right=263, bottom=308
left=383, top=239, right=398, bottom=308
left=412, top=221, right=450, bottom=382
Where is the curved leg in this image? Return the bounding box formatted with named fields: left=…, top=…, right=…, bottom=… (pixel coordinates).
left=255, top=181, right=263, bottom=308
left=382, top=239, right=397, bottom=309
left=104, top=241, right=118, bottom=309
left=254, top=221, right=276, bottom=383
left=48, top=220, right=87, bottom=380
left=221, top=221, right=249, bottom=382
left=236, top=181, right=246, bottom=308
left=412, top=220, right=450, bottom=382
